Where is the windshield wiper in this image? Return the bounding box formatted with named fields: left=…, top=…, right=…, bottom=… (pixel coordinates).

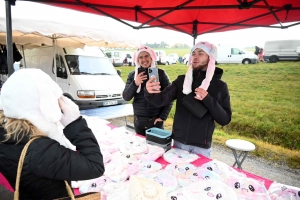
left=80, top=72, right=92, bottom=75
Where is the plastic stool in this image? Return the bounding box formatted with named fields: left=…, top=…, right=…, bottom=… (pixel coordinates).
left=225, top=139, right=255, bottom=170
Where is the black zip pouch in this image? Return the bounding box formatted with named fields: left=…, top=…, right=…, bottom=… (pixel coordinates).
left=182, top=93, right=208, bottom=118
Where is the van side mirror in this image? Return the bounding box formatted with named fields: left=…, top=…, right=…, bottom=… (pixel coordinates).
left=117, top=69, right=121, bottom=76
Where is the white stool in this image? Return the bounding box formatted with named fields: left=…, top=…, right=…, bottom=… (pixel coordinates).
left=225, top=139, right=255, bottom=170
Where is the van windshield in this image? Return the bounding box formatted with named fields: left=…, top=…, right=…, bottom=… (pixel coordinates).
left=65, top=55, right=117, bottom=75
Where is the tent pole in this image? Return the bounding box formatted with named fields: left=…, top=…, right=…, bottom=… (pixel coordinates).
left=52, top=37, right=57, bottom=83
left=21, top=45, right=26, bottom=68
left=5, top=1, right=14, bottom=77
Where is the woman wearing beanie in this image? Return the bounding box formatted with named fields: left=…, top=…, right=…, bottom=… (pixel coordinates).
left=145, top=41, right=232, bottom=158
left=0, top=69, right=104, bottom=199
left=123, top=45, right=173, bottom=136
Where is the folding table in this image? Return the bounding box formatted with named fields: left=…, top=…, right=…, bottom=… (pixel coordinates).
left=80, top=103, right=134, bottom=128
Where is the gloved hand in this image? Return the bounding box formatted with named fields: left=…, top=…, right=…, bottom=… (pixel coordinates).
left=59, top=96, right=80, bottom=127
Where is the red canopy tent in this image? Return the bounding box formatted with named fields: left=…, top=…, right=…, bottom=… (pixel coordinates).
left=3, top=0, right=300, bottom=75
left=16, top=0, right=300, bottom=41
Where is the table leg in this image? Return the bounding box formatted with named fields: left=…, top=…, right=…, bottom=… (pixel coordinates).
left=125, top=116, right=134, bottom=129
left=231, top=149, right=249, bottom=170
left=233, top=151, right=244, bottom=167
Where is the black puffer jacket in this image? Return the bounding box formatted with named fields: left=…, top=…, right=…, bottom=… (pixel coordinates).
left=145, top=67, right=232, bottom=148
left=0, top=117, right=104, bottom=200
left=123, top=68, right=173, bottom=120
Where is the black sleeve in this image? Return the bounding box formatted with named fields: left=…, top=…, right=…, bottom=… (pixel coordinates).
left=122, top=71, right=139, bottom=101
left=145, top=76, right=178, bottom=107
left=158, top=70, right=173, bottom=120
left=202, top=83, right=232, bottom=126
left=30, top=118, right=105, bottom=181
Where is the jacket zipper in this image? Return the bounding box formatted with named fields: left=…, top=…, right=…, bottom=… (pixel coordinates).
left=184, top=113, right=191, bottom=144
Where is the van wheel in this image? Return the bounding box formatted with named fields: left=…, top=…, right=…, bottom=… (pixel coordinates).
left=242, top=59, right=251, bottom=64
left=269, top=56, right=278, bottom=63
left=165, top=62, right=169, bottom=65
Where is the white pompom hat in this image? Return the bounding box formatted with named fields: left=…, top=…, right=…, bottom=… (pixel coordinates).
left=183, top=41, right=218, bottom=94
left=133, top=45, right=157, bottom=93
left=0, top=69, right=74, bottom=149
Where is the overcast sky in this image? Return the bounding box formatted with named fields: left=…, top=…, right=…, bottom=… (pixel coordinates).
left=1, top=1, right=300, bottom=48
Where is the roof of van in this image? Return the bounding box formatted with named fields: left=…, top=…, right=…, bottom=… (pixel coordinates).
left=265, top=39, right=300, bottom=43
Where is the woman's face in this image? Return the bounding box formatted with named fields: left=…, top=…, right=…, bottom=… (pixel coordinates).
left=138, top=51, right=152, bottom=68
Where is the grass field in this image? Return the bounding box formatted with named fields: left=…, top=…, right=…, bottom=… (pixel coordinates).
left=117, top=61, right=300, bottom=168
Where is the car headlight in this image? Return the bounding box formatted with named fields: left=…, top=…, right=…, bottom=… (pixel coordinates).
left=77, top=90, right=95, bottom=98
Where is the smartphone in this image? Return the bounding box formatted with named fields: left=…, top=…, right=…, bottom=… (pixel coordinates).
left=148, top=68, right=159, bottom=82
left=137, top=67, right=145, bottom=75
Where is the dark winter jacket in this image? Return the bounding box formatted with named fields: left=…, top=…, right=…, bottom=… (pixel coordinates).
left=0, top=117, right=104, bottom=200
left=145, top=67, right=231, bottom=149
left=123, top=68, right=173, bottom=120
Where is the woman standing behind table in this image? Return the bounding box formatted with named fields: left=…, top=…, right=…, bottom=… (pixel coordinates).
left=0, top=69, right=104, bottom=200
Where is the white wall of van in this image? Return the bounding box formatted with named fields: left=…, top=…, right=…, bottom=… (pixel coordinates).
left=154, top=50, right=168, bottom=65
left=216, top=45, right=257, bottom=64
left=264, top=40, right=300, bottom=63
left=20, top=46, right=126, bottom=109
left=105, top=51, right=124, bottom=67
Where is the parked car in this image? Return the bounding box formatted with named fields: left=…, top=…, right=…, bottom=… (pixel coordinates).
left=182, top=54, right=190, bottom=64
left=263, top=40, right=300, bottom=63
left=154, top=50, right=168, bottom=65
left=167, top=53, right=179, bottom=64
left=21, top=46, right=126, bottom=109
left=216, top=45, right=257, bottom=64
left=105, top=51, right=124, bottom=67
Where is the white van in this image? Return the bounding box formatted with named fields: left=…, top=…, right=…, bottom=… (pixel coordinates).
left=216, top=45, right=257, bottom=64
left=264, top=40, right=300, bottom=63
left=20, top=46, right=126, bottom=109
left=154, top=50, right=168, bottom=65
left=105, top=51, right=124, bottom=67
left=167, top=53, right=179, bottom=64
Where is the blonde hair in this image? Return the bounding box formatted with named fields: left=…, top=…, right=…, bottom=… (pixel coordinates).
left=0, top=111, right=46, bottom=143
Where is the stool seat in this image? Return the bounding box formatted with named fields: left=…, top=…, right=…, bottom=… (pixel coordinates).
left=226, top=139, right=255, bottom=151
left=225, top=139, right=255, bottom=170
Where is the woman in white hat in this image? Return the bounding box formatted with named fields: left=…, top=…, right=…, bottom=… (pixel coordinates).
left=0, top=69, right=104, bottom=199
left=123, top=45, right=173, bottom=136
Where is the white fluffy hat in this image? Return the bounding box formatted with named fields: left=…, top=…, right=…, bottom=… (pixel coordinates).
left=133, top=45, right=157, bottom=93
left=0, top=69, right=74, bottom=149
left=183, top=41, right=218, bottom=94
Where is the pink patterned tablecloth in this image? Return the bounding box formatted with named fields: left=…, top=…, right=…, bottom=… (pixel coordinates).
left=0, top=122, right=273, bottom=195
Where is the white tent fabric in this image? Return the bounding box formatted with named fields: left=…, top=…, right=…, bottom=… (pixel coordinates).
left=0, top=17, right=141, bottom=49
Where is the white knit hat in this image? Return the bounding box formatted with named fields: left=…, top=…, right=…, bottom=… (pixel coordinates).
left=0, top=69, right=75, bottom=150
left=183, top=41, right=218, bottom=94
left=133, top=45, right=157, bottom=93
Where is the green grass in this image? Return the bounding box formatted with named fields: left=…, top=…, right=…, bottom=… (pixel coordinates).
left=117, top=61, right=300, bottom=168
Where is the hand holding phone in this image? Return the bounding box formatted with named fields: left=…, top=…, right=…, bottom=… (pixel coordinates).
left=137, top=67, right=145, bottom=75
left=135, top=67, right=147, bottom=86
left=148, top=68, right=160, bottom=91
left=148, top=68, right=159, bottom=82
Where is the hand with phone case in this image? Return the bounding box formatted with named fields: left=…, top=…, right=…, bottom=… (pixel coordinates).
left=148, top=68, right=159, bottom=82
left=146, top=68, right=161, bottom=92
left=135, top=67, right=147, bottom=86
